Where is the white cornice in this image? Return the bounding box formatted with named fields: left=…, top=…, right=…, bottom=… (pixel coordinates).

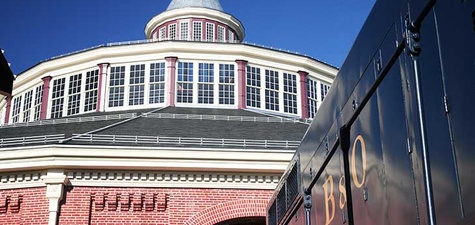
left=145, top=8, right=245, bottom=40
left=0, top=169, right=281, bottom=190
left=0, top=145, right=294, bottom=173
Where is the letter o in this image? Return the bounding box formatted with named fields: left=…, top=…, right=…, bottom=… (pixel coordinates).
left=351, top=135, right=367, bottom=188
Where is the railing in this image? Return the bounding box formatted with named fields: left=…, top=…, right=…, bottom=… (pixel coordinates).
left=106, top=38, right=241, bottom=46
left=72, top=134, right=300, bottom=149
left=0, top=112, right=304, bottom=129
left=0, top=113, right=136, bottom=129
left=0, top=134, right=65, bottom=148
left=143, top=113, right=300, bottom=123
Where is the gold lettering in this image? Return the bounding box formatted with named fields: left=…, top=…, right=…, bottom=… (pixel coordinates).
left=323, top=175, right=335, bottom=225
left=351, top=135, right=367, bottom=188
left=338, top=176, right=346, bottom=209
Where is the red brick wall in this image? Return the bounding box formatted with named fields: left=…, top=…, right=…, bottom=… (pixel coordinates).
left=58, top=186, right=272, bottom=225
left=0, top=187, right=49, bottom=225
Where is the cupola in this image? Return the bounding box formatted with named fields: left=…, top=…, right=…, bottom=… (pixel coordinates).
left=145, top=0, right=245, bottom=43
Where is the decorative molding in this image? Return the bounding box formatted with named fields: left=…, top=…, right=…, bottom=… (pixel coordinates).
left=0, top=171, right=46, bottom=190
left=0, top=170, right=282, bottom=190
left=67, top=171, right=281, bottom=189
left=0, top=145, right=294, bottom=174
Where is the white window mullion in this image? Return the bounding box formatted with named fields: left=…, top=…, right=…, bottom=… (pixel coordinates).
left=278, top=71, right=284, bottom=113
left=80, top=72, right=87, bottom=114
left=259, top=67, right=265, bottom=110
left=144, top=63, right=150, bottom=105
left=193, top=62, right=198, bottom=104
left=124, top=66, right=130, bottom=107
left=165, top=62, right=170, bottom=106
left=214, top=64, right=219, bottom=105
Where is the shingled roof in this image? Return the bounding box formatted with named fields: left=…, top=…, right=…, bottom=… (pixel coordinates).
left=0, top=107, right=309, bottom=149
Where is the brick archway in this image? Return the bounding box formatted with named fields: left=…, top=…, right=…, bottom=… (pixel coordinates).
left=185, top=199, right=268, bottom=225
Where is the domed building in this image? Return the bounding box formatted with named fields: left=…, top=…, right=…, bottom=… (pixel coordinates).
left=0, top=0, right=337, bottom=224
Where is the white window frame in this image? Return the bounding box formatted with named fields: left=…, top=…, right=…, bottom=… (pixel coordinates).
left=159, top=27, right=166, bottom=41
left=180, top=21, right=189, bottom=41
left=193, top=21, right=202, bottom=41
left=168, top=24, right=177, bottom=40
left=206, top=23, right=215, bottom=42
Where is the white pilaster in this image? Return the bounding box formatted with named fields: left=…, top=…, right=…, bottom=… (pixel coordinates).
left=43, top=169, right=68, bottom=225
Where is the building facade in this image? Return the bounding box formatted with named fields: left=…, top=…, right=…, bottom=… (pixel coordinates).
left=0, top=0, right=337, bottom=224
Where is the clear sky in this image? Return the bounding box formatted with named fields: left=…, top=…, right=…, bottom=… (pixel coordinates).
left=0, top=0, right=376, bottom=74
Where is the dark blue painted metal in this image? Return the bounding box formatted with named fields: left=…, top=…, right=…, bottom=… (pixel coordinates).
left=267, top=0, right=475, bottom=224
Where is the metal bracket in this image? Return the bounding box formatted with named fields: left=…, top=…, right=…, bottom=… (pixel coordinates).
left=339, top=125, right=355, bottom=225
left=405, top=14, right=422, bottom=57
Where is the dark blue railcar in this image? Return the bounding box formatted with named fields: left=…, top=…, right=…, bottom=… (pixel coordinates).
left=267, top=0, right=475, bottom=224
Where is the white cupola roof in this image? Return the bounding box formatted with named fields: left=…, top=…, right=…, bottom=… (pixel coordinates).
left=166, top=0, right=224, bottom=12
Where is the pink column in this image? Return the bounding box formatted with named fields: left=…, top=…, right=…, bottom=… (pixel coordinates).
left=40, top=76, right=52, bottom=120
left=166, top=57, right=178, bottom=107
left=235, top=60, right=248, bottom=109
left=96, top=63, right=110, bottom=112
left=214, top=21, right=218, bottom=42
left=165, top=24, right=169, bottom=39
left=202, top=21, right=206, bottom=41
left=298, top=71, right=309, bottom=119
left=3, top=95, right=12, bottom=125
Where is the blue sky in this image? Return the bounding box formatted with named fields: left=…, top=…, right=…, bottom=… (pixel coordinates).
left=0, top=0, right=375, bottom=74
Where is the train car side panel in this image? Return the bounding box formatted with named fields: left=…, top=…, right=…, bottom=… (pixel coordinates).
left=432, top=0, right=475, bottom=222
left=267, top=0, right=475, bottom=224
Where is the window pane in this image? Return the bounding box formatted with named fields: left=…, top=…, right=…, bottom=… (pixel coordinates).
left=246, top=66, right=261, bottom=108
left=265, top=69, right=279, bottom=111
left=149, top=62, right=166, bottom=104
left=67, top=74, right=82, bottom=116
left=109, top=66, right=125, bottom=107
left=283, top=73, right=297, bottom=114
left=51, top=77, right=66, bottom=118
left=219, top=64, right=234, bottom=105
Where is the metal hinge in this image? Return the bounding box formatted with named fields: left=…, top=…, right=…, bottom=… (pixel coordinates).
left=405, top=14, right=422, bottom=57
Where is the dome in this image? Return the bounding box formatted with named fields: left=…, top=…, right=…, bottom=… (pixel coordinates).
left=166, top=0, right=224, bottom=12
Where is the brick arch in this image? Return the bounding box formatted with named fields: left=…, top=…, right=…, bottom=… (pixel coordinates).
left=185, top=199, right=268, bottom=225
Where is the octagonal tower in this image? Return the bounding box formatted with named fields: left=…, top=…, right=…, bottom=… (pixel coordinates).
left=145, top=0, right=245, bottom=43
